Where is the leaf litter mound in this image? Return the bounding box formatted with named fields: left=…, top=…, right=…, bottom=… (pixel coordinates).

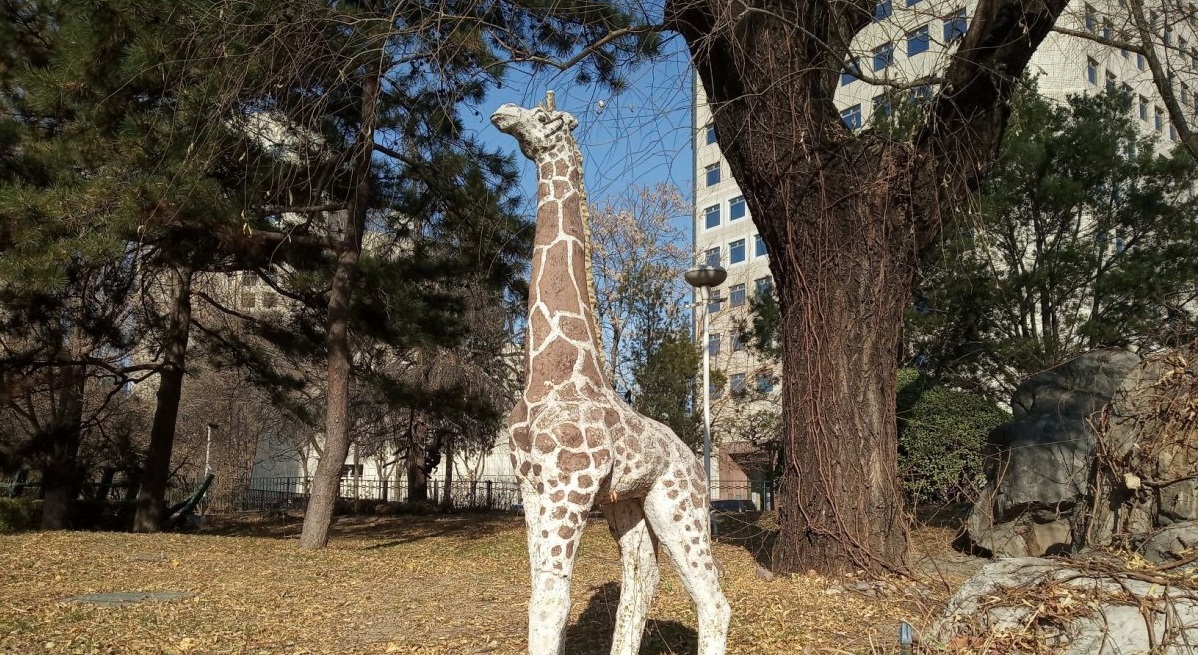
left=1, top=513, right=973, bottom=654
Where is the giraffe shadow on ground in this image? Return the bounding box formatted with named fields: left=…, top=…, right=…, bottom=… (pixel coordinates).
left=564, top=582, right=698, bottom=655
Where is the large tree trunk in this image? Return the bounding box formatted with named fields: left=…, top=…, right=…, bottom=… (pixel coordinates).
left=767, top=189, right=915, bottom=575
left=40, top=363, right=85, bottom=530
left=133, top=266, right=193, bottom=532
left=298, top=67, right=380, bottom=549
left=668, top=0, right=1070, bottom=576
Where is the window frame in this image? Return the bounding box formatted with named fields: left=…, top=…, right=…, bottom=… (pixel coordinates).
left=703, top=204, right=720, bottom=229
left=754, top=234, right=768, bottom=258
left=729, top=195, right=747, bottom=221
left=872, top=42, right=894, bottom=72
left=906, top=25, right=930, bottom=56
left=943, top=9, right=967, bottom=42
left=704, top=163, right=721, bottom=186
left=730, top=283, right=747, bottom=308
left=841, top=104, right=863, bottom=130
left=728, top=238, right=747, bottom=265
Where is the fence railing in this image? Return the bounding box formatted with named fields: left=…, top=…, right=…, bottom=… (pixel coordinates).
left=174, top=476, right=523, bottom=514
left=6, top=475, right=775, bottom=515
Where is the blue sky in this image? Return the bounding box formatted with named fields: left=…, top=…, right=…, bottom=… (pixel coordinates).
left=460, top=36, right=696, bottom=217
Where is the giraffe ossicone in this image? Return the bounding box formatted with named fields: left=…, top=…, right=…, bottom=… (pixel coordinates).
left=492, top=99, right=731, bottom=655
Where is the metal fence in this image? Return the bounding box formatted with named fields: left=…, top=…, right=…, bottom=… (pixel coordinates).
left=6, top=475, right=773, bottom=515
left=179, top=476, right=523, bottom=514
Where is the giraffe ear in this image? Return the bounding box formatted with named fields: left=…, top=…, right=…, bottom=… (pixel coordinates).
left=564, top=114, right=578, bottom=131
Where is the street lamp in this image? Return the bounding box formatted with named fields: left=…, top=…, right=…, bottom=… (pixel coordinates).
left=684, top=264, right=727, bottom=499
left=205, top=422, right=219, bottom=476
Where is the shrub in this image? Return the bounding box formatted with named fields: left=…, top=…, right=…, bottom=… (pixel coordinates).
left=896, top=369, right=1009, bottom=505
left=0, top=498, right=42, bottom=533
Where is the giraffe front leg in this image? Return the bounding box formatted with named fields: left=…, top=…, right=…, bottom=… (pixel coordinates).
left=523, top=482, right=594, bottom=655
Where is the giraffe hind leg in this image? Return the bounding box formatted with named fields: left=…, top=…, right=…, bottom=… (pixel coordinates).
left=642, top=483, right=730, bottom=655
left=603, top=499, right=659, bottom=655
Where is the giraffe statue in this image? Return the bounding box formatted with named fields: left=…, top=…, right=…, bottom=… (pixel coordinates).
left=492, top=96, right=731, bottom=655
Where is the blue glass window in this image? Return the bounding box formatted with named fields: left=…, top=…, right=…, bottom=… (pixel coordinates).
left=733, top=332, right=747, bottom=351
left=841, top=59, right=860, bottom=86
left=708, top=333, right=721, bottom=355
left=874, top=0, right=892, bottom=20
left=730, top=373, right=746, bottom=395
left=730, top=283, right=746, bottom=307
left=841, top=104, right=863, bottom=130
left=755, top=276, right=773, bottom=296
left=906, top=0, right=921, bottom=7
left=873, top=42, right=894, bottom=72
left=708, top=291, right=723, bottom=315
left=1086, top=58, right=1098, bottom=86
left=754, top=234, right=768, bottom=257
left=705, top=163, right=720, bottom=186
left=944, top=9, right=967, bottom=41
left=1140, top=96, right=1149, bottom=121
left=729, top=195, right=746, bottom=221
left=704, top=247, right=720, bottom=267
left=729, top=239, right=746, bottom=264
left=909, top=86, right=932, bottom=105
left=704, top=205, right=720, bottom=229
left=756, top=373, right=774, bottom=393
left=907, top=26, right=930, bottom=56
left=705, top=124, right=717, bottom=145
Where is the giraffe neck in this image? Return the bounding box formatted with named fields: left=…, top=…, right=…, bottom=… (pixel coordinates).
left=524, top=144, right=609, bottom=398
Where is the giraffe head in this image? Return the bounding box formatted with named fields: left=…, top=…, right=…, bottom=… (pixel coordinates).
left=490, top=103, right=579, bottom=160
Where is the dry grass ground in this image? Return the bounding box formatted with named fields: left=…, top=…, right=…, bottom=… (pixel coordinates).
left=0, top=512, right=981, bottom=655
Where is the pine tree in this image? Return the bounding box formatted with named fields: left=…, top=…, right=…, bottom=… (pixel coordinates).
left=912, top=86, right=1198, bottom=397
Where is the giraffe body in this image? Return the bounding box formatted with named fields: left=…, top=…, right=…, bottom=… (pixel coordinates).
left=493, top=102, right=730, bottom=655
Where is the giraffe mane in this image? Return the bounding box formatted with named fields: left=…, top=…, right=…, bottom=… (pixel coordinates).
left=568, top=136, right=608, bottom=380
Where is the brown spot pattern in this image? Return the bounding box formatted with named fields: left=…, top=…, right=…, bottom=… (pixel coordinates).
left=558, top=425, right=584, bottom=448
left=557, top=450, right=589, bottom=473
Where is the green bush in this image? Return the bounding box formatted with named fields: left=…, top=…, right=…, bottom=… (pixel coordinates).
left=0, top=498, right=43, bottom=533
left=896, top=369, right=1009, bottom=505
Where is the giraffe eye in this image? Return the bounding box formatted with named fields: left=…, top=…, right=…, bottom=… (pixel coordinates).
left=537, top=112, right=550, bottom=124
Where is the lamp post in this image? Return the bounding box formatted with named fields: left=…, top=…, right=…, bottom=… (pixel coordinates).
left=205, top=422, right=219, bottom=476
left=684, top=264, right=727, bottom=498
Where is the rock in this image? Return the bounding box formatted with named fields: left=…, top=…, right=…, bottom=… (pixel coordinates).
left=932, top=558, right=1198, bottom=655
left=966, top=349, right=1143, bottom=556
left=1140, top=521, right=1198, bottom=565
left=823, top=584, right=844, bottom=595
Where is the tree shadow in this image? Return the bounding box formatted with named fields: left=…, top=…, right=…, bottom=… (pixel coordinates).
left=197, top=512, right=522, bottom=545
left=565, top=582, right=698, bottom=655
left=711, top=511, right=776, bottom=570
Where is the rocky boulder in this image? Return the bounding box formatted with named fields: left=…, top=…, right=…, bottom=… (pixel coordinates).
left=965, top=349, right=1141, bottom=557
left=931, top=557, right=1198, bottom=654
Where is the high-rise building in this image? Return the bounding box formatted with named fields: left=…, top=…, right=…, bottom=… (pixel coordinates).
left=692, top=0, right=1196, bottom=498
